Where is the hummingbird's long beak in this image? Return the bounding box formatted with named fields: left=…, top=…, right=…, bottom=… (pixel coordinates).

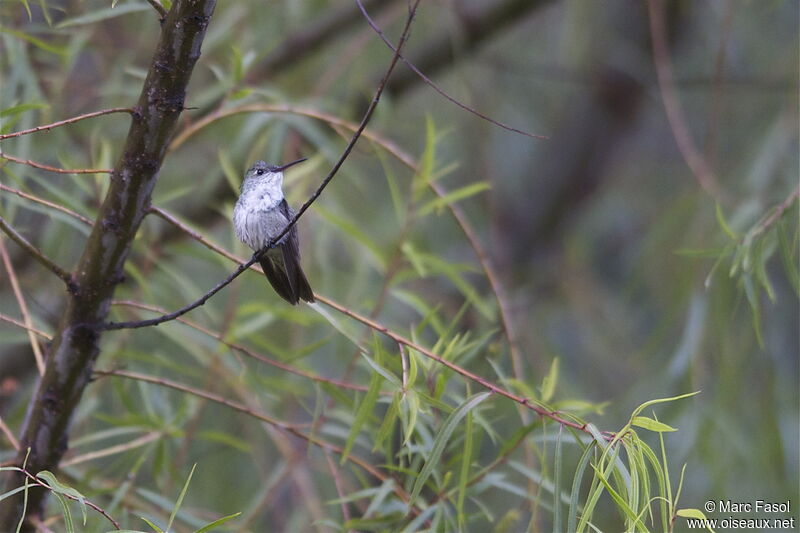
left=276, top=158, right=307, bottom=172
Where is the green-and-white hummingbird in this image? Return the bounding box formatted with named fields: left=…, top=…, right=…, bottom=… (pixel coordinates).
left=233, top=158, right=314, bottom=304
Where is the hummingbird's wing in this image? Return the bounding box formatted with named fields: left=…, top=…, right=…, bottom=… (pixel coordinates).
left=277, top=200, right=315, bottom=304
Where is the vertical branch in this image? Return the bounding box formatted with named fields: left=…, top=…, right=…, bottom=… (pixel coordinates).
left=648, top=0, right=729, bottom=202
left=0, top=0, right=217, bottom=528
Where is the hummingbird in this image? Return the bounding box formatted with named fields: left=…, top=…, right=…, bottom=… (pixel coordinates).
left=233, top=158, right=314, bottom=304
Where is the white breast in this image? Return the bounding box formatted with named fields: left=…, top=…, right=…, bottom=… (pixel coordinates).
left=233, top=183, right=288, bottom=251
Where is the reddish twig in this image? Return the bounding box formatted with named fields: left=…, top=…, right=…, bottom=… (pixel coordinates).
left=0, top=108, right=133, bottom=140
left=0, top=417, right=19, bottom=451
left=6, top=467, right=121, bottom=530
left=0, top=184, right=94, bottom=226
left=100, top=369, right=413, bottom=505
left=0, top=152, right=111, bottom=175
left=647, top=0, right=729, bottom=203
left=111, top=299, right=370, bottom=392
left=316, top=294, right=589, bottom=433
left=355, top=0, right=548, bottom=141
left=0, top=239, right=45, bottom=374
left=0, top=313, right=51, bottom=339
left=93, top=369, right=308, bottom=430
left=323, top=450, right=352, bottom=523
left=0, top=217, right=73, bottom=285
left=752, top=185, right=800, bottom=238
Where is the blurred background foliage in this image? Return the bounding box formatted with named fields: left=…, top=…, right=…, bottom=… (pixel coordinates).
left=0, top=0, right=798, bottom=531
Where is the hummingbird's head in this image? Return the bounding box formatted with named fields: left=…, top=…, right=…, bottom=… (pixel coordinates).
left=243, top=158, right=307, bottom=190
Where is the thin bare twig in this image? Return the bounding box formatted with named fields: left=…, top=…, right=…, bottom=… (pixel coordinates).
left=0, top=108, right=133, bottom=140
left=100, top=0, right=422, bottom=331
left=0, top=217, right=72, bottom=285
left=0, top=239, right=45, bottom=374
left=355, top=0, right=548, bottom=141
left=0, top=313, right=51, bottom=339
left=0, top=184, right=94, bottom=226
left=315, top=295, right=589, bottom=433
left=0, top=417, right=19, bottom=451
left=752, top=185, right=800, bottom=238
left=648, top=0, right=729, bottom=202
left=323, top=450, right=352, bottom=524
left=111, top=299, right=369, bottom=392
left=99, top=369, right=412, bottom=504
left=94, top=369, right=308, bottom=430
left=0, top=152, right=112, bottom=175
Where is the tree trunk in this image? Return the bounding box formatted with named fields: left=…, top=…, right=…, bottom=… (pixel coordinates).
left=0, top=0, right=217, bottom=528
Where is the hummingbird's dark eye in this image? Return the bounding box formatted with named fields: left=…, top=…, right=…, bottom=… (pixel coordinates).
left=256, top=169, right=264, bottom=175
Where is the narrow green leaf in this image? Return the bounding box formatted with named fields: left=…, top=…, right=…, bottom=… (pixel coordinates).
left=630, top=391, right=699, bottom=420
left=0, top=102, right=48, bottom=118
left=410, top=392, right=491, bottom=504
left=374, top=393, right=399, bottom=453
left=553, top=426, right=563, bottom=533
left=37, top=0, right=53, bottom=26
left=777, top=221, right=800, bottom=294
left=0, top=485, right=29, bottom=502
left=218, top=148, right=240, bottom=194
left=195, top=511, right=243, bottom=532
left=36, top=471, right=87, bottom=525
left=316, top=206, right=386, bottom=270
left=20, top=0, right=32, bottom=20
left=0, top=27, right=67, bottom=56
left=51, top=492, right=74, bottom=533
left=166, top=463, right=196, bottom=532
left=139, top=516, right=164, bottom=533
left=676, top=508, right=707, bottom=519
left=56, top=3, right=151, bottom=28
left=541, top=357, right=560, bottom=403
left=567, top=442, right=594, bottom=533
left=589, top=464, right=645, bottom=530
left=418, top=181, right=490, bottom=216
left=341, top=368, right=383, bottom=463
left=363, top=479, right=395, bottom=518
left=715, top=203, right=738, bottom=239
left=631, top=416, right=677, bottom=433
left=360, top=351, right=401, bottom=388
left=400, top=389, right=420, bottom=445
left=456, top=403, right=474, bottom=530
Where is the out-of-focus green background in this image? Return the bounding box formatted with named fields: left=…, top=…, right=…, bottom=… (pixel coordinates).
left=1, top=0, right=797, bottom=531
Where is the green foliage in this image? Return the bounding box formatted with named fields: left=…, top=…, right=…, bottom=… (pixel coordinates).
left=1, top=0, right=797, bottom=531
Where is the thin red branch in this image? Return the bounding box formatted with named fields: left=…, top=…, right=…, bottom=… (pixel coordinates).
left=6, top=468, right=120, bottom=530
left=0, top=184, right=94, bottom=226
left=0, top=239, right=45, bottom=374
left=0, top=313, right=52, bottom=339
left=0, top=152, right=111, bottom=175
left=647, top=0, right=730, bottom=203
left=315, top=295, right=589, bottom=433
left=0, top=217, right=72, bottom=285
left=99, top=369, right=412, bottom=504
left=355, top=0, right=548, bottom=140
left=0, top=108, right=133, bottom=140
left=111, top=299, right=369, bottom=392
